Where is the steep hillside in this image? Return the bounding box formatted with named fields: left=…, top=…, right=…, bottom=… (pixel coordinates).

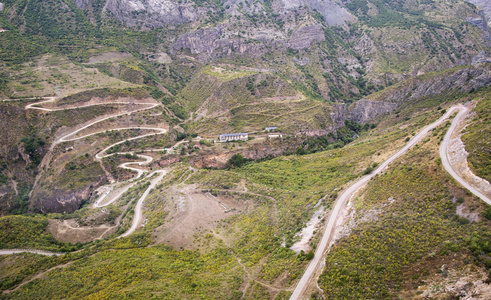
left=0, top=1, right=491, bottom=299
left=1, top=0, right=490, bottom=104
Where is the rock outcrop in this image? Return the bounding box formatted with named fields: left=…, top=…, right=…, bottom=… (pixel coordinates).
left=329, top=100, right=397, bottom=128
left=0, top=2, right=4, bottom=12
left=330, top=64, right=491, bottom=127
left=171, top=26, right=269, bottom=61
left=172, top=23, right=325, bottom=61
left=271, top=0, right=353, bottom=26
left=467, top=0, right=491, bottom=28
left=373, top=65, right=491, bottom=104
left=104, top=0, right=205, bottom=27
left=287, top=24, right=325, bottom=49
left=73, top=0, right=90, bottom=9
left=32, top=176, right=107, bottom=213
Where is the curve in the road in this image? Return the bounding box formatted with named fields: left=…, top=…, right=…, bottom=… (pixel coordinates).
left=290, top=105, right=484, bottom=300
left=439, top=106, right=491, bottom=205
left=119, top=170, right=167, bottom=238
left=22, top=96, right=169, bottom=238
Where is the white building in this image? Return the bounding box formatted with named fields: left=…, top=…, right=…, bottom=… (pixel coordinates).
left=219, top=133, right=248, bottom=143
left=265, top=126, right=278, bottom=132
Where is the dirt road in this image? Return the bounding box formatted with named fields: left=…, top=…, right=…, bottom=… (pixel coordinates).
left=290, top=105, right=474, bottom=300
left=0, top=249, right=64, bottom=256
left=119, top=170, right=167, bottom=238
left=440, top=106, right=491, bottom=205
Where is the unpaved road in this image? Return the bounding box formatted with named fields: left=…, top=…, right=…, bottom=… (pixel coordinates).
left=290, top=105, right=485, bottom=300
left=0, top=249, right=64, bottom=256
left=4, top=96, right=169, bottom=239
left=440, top=106, right=491, bottom=205
left=119, top=170, right=167, bottom=238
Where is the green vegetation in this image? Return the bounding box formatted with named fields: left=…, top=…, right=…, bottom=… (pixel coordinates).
left=0, top=252, right=59, bottom=290
left=462, top=94, right=491, bottom=182
left=226, top=153, right=252, bottom=169
left=20, top=134, right=45, bottom=167
left=319, top=111, right=491, bottom=298
left=8, top=246, right=244, bottom=299
left=59, top=87, right=150, bottom=105
left=0, top=215, right=77, bottom=251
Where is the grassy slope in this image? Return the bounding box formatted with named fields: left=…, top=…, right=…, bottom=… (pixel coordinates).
left=2, top=86, right=489, bottom=299
left=462, top=94, right=491, bottom=183
left=319, top=92, right=491, bottom=299
left=0, top=215, right=75, bottom=251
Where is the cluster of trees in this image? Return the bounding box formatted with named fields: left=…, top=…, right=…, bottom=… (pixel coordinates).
left=20, top=134, right=45, bottom=167
left=296, top=120, right=376, bottom=155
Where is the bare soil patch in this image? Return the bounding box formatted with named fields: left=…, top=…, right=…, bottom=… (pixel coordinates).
left=87, top=52, right=133, bottom=64
left=153, top=185, right=246, bottom=249
left=47, top=219, right=115, bottom=243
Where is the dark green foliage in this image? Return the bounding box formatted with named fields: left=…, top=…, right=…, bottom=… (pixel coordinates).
left=150, top=88, right=165, bottom=100
left=484, top=207, right=491, bottom=220
left=175, top=132, right=188, bottom=141
left=20, top=134, right=45, bottom=166
left=168, top=103, right=187, bottom=120
left=0, top=215, right=76, bottom=251
left=0, top=173, right=7, bottom=185
left=295, top=120, right=366, bottom=156
left=226, top=154, right=252, bottom=169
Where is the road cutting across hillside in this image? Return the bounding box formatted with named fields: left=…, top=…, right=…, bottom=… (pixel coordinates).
left=290, top=104, right=491, bottom=300
left=23, top=96, right=169, bottom=238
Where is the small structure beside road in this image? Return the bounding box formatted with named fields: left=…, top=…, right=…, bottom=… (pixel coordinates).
left=219, top=133, right=248, bottom=142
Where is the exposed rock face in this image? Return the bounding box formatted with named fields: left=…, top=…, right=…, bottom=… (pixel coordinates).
left=172, top=23, right=324, bottom=60
left=467, top=0, right=491, bottom=27
left=330, top=65, right=491, bottom=127
left=32, top=176, right=106, bottom=213
left=350, top=99, right=398, bottom=124
left=472, top=51, right=491, bottom=64
left=172, top=27, right=268, bottom=61
left=329, top=100, right=397, bottom=128
left=304, top=0, right=353, bottom=26
left=0, top=3, right=4, bottom=12
left=272, top=0, right=353, bottom=26
left=73, top=0, right=90, bottom=9
left=293, top=57, right=310, bottom=66
left=173, top=28, right=223, bottom=55
left=288, top=24, right=325, bottom=49
left=104, top=0, right=204, bottom=27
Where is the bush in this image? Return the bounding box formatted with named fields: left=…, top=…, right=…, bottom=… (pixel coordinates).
left=484, top=207, right=491, bottom=220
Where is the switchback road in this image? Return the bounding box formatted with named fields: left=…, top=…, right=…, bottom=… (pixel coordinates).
left=290, top=104, right=491, bottom=299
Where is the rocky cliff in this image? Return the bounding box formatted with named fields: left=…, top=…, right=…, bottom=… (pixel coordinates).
left=104, top=0, right=353, bottom=28
left=370, top=65, right=491, bottom=104
left=32, top=176, right=107, bottom=213
left=329, top=64, right=491, bottom=127
left=468, top=0, right=491, bottom=28
left=104, top=0, right=205, bottom=27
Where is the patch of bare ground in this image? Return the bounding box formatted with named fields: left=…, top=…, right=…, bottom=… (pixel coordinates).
left=86, top=52, right=134, bottom=64
left=400, top=253, right=491, bottom=299
left=47, top=219, right=116, bottom=243
left=448, top=124, right=491, bottom=199
left=153, top=184, right=247, bottom=250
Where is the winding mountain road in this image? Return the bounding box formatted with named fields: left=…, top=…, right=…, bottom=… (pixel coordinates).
left=290, top=104, right=491, bottom=300
left=439, top=106, right=491, bottom=205
left=4, top=96, right=170, bottom=240
left=119, top=170, right=167, bottom=238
